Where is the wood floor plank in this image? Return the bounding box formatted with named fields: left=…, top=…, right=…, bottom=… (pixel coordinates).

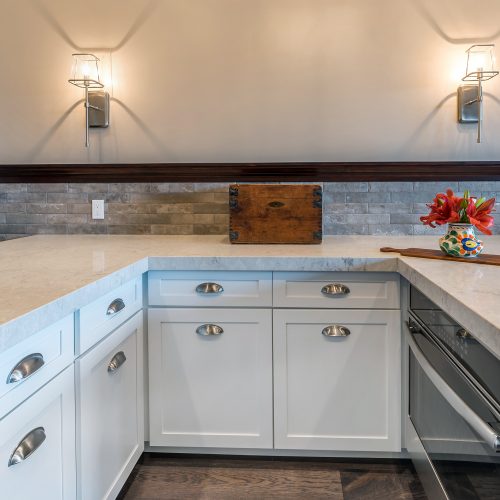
left=117, top=455, right=425, bottom=500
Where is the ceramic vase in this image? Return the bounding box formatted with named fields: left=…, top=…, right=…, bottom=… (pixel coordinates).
left=439, top=223, right=483, bottom=258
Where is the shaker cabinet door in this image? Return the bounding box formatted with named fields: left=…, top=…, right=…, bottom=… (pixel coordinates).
left=148, top=308, right=273, bottom=449
left=77, top=311, right=144, bottom=500
left=0, top=365, right=76, bottom=500
left=273, top=309, right=401, bottom=452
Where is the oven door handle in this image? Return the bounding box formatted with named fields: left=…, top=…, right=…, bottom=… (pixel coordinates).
left=406, top=328, right=500, bottom=452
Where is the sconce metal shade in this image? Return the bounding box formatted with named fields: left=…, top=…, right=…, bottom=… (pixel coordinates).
left=458, top=44, right=498, bottom=143
left=462, top=44, right=499, bottom=82
left=68, top=53, right=104, bottom=89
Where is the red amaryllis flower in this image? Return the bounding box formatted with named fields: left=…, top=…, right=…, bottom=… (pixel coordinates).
left=465, top=197, right=495, bottom=235
left=420, top=189, right=461, bottom=227
left=420, top=189, right=496, bottom=234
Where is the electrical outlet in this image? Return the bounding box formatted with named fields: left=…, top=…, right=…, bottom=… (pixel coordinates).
left=92, top=199, right=105, bottom=220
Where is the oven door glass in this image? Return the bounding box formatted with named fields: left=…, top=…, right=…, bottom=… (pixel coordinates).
left=409, top=328, right=500, bottom=500
left=410, top=286, right=500, bottom=408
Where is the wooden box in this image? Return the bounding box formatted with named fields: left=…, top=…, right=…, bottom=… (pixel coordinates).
left=229, top=184, right=322, bottom=244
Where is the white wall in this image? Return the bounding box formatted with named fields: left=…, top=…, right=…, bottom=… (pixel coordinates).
left=1, top=0, right=500, bottom=163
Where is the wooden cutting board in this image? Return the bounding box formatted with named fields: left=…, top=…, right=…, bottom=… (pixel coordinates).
left=229, top=184, right=322, bottom=244
left=380, top=247, right=500, bottom=266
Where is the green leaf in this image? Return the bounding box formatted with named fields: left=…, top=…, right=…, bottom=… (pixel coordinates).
left=475, top=197, right=485, bottom=208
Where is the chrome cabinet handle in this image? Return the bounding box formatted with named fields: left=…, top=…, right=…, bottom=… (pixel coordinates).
left=108, top=351, right=127, bottom=373
left=107, top=298, right=125, bottom=315
left=321, top=283, right=350, bottom=296
left=456, top=328, right=474, bottom=340
left=7, top=353, right=45, bottom=384
left=406, top=329, right=500, bottom=452
left=196, top=324, right=224, bottom=336
left=8, top=427, right=46, bottom=467
left=322, top=325, right=351, bottom=337
left=195, top=283, right=224, bottom=295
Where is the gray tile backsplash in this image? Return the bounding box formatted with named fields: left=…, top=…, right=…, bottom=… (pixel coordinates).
left=1, top=182, right=499, bottom=240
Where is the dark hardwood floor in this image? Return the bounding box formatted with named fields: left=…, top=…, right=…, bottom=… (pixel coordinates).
left=117, top=454, right=427, bottom=500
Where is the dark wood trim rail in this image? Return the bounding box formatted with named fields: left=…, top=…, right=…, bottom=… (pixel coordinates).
left=1, top=162, right=500, bottom=183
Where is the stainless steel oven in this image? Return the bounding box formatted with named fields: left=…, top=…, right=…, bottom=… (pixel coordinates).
left=406, top=286, right=500, bottom=500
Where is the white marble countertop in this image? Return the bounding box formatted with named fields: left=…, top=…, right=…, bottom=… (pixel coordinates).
left=1, top=235, right=499, bottom=358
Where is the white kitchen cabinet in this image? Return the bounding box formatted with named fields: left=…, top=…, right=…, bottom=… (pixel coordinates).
left=148, top=308, right=273, bottom=448
left=273, top=272, right=400, bottom=309
left=0, top=365, right=76, bottom=500
left=77, top=310, right=144, bottom=500
left=273, top=309, right=401, bottom=452
left=148, top=270, right=272, bottom=308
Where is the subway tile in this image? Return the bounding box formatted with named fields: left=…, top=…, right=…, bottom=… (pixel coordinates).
left=324, top=182, right=368, bottom=192
left=194, top=183, right=229, bottom=192
left=47, top=214, right=87, bottom=224
left=67, top=224, right=107, bottom=234
left=69, top=183, right=108, bottom=193
left=369, top=224, right=414, bottom=235
left=390, top=213, right=425, bottom=224
left=346, top=192, right=391, bottom=203
left=2, top=224, right=27, bottom=234
left=323, top=203, right=368, bottom=214
left=7, top=192, right=47, bottom=203
left=151, top=224, right=193, bottom=235
left=325, top=214, right=390, bottom=225
left=148, top=183, right=194, bottom=193
left=67, top=204, right=92, bottom=214
left=26, top=203, right=66, bottom=214
left=28, top=183, right=67, bottom=193
left=47, top=193, right=88, bottom=203
left=107, top=225, right=151, bottom=235
left=391, top=191, right=437, bottom=203
left=413, top=182, right=459, bottom=192
left=0, top=203, right=26, bottom=213
left=148, top=203, right=193, bottom=214
left=0, top=184, right=28, bottom=193
left=368, top=182, right=414, bottom=192
left=323, top=192, right=347, bottom=204
left=326, top=224, right=370, bottom=235
left=192, top=203, right=229, bottom=214
left=109, top=183, right=150, bottom=193
left=214, top=214, right=230, bottom=224
left=6, top=213, right=47, bottom=224
left=193, top=224, right=227, bottom=235
left=26, top=225, right=67, bottom=235
left=458, top=181, right=500, bottom=192
left=129, top=192, right=215, bottom=203
left=368, top=202, right=412, bottom=214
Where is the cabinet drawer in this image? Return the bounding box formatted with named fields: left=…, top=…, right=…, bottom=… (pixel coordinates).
left=0, top=365, right=76, bottom=500
left=0, top=314, right=74, bottom=419
left=77, top=310, right=143, bottom=500
left=273, top=309, right=401, bottom=452
left=78, top=276, right=143, bottom=354
left=148, top=308, right=273, bottom=448
left=148, top=271, right=272, bottom=307
left=273, top=272, right=400, bottom=309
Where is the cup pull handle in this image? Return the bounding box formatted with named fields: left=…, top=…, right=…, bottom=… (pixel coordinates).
left=195, top=283, right=224, bottom=294
left=322, top=325, right=351, bottom=337
left=107, top=298, right=125, bottom=315
left=196, top=324, right=224, bottom=336
left=8, top=427, right=46, bottom=467
left=7, top=353, right=45, bottom=384
left=108, top=351, right=127, bottom=373
left=321, top=284, right=350, bottom=296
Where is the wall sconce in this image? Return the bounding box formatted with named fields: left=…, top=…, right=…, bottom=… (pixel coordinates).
left=68, top=53, right=109, bottom=148
left=458, top=44, right=498, bottom=143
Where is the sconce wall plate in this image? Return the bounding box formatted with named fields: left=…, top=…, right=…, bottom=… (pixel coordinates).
left=457, top=85, right=479, bottom=123
left=88, top=91, right=109, bottom=128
